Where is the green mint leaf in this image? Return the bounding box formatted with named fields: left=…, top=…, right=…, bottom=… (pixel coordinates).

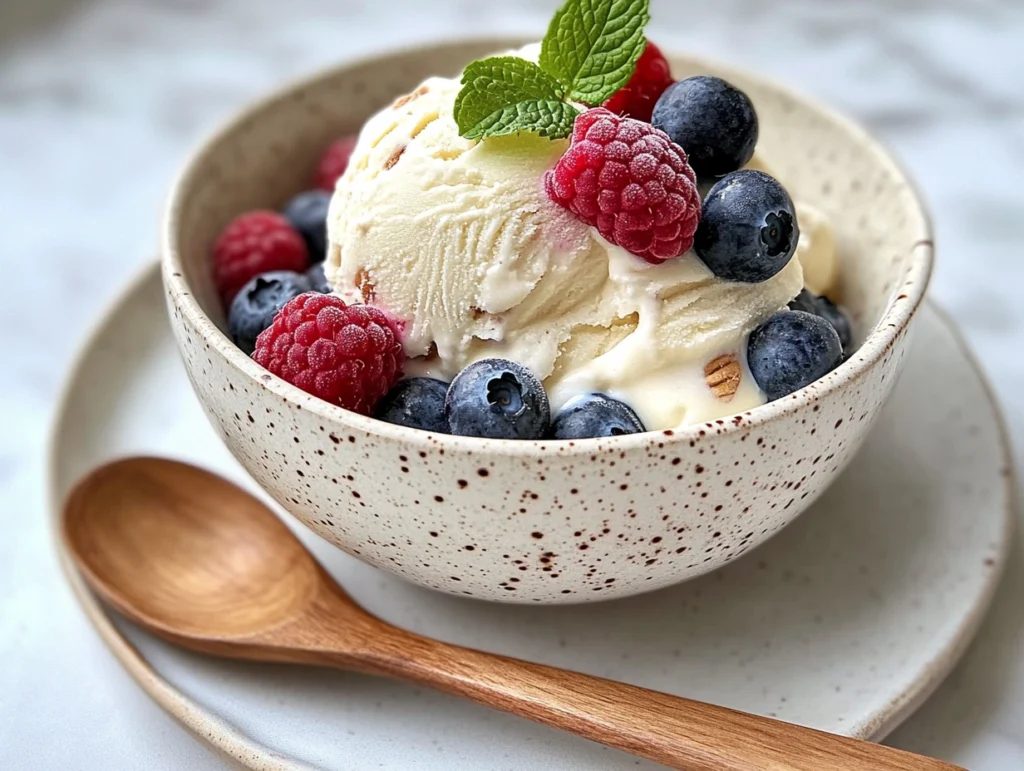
left=462, top=100, right=579, bottom=140
left=539, top=0, right=651, bottom=105
left=454, top=56, right=577, bottom=139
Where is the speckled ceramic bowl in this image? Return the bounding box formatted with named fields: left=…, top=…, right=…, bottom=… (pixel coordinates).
left=162, top=38, right=932, bottom=604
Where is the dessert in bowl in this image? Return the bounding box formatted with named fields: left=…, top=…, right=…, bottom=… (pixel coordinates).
left=162, top=11, right=931, bottom=603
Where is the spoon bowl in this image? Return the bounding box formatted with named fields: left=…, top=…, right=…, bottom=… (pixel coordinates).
left=64, top=458, right=322, bottom=638
left=62, top=457, right=962, bottom=771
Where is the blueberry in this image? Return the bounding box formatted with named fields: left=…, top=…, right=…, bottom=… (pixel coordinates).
left=814, top=295, right=853, bottom=352
left=549, top=394, right=645, bottom=440
left=374, top=378, right=450, bottom=433
left=445, top=359, right=550, bottom=440
left=228, top=271, right=311, bottom=355
left=694, top=170, right=799, bottom=283
left=282, top=190, right=331, bottom=262
left=306, top=262, right=331, bottom=294
left=787, top=288, right=818, bottom=315
left=652, top=76, right=758, bottom=181
left=788, top=289, right=853, bottom=351
left=747, top=311, right=843, bottom=401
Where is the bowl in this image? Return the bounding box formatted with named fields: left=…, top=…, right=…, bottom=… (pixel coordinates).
left=162, top=38, right=932, bottom=604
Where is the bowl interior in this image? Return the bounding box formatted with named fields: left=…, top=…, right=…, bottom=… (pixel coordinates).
left=169, top=38, right=928, bottom=358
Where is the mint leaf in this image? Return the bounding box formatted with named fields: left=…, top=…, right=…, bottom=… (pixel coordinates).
left=539, top=0, right=650, bottom=105
left=462, top=100, right=579, bottom=140
left=454, top=56, right=577, bottom=139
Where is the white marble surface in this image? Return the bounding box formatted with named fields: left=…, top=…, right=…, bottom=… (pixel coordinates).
left=2, top=0, right=1023, bottom=768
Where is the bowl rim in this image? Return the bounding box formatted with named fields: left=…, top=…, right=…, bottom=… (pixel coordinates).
left=162, top=36, right=934, bottom=456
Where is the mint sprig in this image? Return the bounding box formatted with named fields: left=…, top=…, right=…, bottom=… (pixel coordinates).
left=540, top=0, right=650, bottom=105
left=453, top=0, right=651, bottom=141
left=454, top=58, right=577, bottom=140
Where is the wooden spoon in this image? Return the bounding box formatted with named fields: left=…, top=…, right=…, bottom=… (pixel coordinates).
left=62, top=457, right=962, bottom=771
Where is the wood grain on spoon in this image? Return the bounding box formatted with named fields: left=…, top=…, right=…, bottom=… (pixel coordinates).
left=63, top=458, right=965, bottom=771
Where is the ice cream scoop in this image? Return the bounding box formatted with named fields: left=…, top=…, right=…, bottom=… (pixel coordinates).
left=325, top=46, right=836, bottom=430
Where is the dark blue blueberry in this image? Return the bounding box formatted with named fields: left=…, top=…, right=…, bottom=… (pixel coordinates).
left=228, top=271, right=310, bottom=355
left=814, top=295, right=853, bottom=352
left=549, top=394, right=646, bottom=440
left=787, top=288, right=818, bottom=315
left=747, top=311, right=843, bottom=401
left=282, top=189, right=331, bottom=262
left=306, top=262, right=331, bottom=293
left=694, top=170, right=799, bottom=283
left=374, top=378, right=450, bottom=433
left=445, top=359, right=550, bottom=440
left=652, top=76, right=758, bottom=182
left=788, top=289, right=853, bottom=352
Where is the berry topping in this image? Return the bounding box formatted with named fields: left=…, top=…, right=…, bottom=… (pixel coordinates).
left=811, top=296, right=851, bottom=354
left=253, top=293, right=404, bottom=414
left=228, top=271, right=311, bottom=355
left=283, top=190, right=332, bottom=263
left=213, top=211, right=308, bottom=308
left=652, top=76, right=759, bottom=182
left=306, top=262, right=331, bottom=294
left=601, top=42, right=673, bottom=123
left=445, top=359, right=550, bottom=439
left=747, top=311, right=843, bottom=401
left=375, top=377, right=450, bottom=433
left=788, top=289, right=853, bottom=352
left=811, top=295, right=852, bottom=353
left=545, top=108, right=701, bottom=263
left=694, top=170, right=799, bottom=283
left=549, top=394, right=646, bottom=440
left=314, top=135, right=358, bottom=191
left=787, top=287, right=818, bottom=316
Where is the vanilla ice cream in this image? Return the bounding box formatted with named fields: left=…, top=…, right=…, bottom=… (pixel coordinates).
left=325, top=47, right=837, bottom=430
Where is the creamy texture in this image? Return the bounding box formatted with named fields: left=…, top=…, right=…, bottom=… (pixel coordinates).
left=794, top=203, right=838, bottom=297
left=326, top=47, right=836, bottom=430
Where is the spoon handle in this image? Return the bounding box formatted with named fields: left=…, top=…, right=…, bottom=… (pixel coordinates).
left=334, top=627, right=962, bottom=771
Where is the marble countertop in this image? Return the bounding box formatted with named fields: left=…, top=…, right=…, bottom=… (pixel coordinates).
left=2, top=0, right=1023, bottom=768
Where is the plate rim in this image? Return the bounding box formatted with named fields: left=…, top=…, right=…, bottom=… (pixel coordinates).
left=46, top=260, right=1016, bottom=769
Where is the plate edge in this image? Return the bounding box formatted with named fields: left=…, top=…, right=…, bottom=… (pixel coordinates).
left=46, top=261, right=314, bottom=771
left=865, top=302, right=1017, bottom=743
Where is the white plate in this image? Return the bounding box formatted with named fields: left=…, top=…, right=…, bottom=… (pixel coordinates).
left=49, top=265, right=1013, bottom=770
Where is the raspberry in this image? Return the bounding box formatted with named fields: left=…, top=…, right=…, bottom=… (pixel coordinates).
left=602, top=42, right=673, bottom=123
left=544, top=108, right=701, bottom=263
left=213, top=212, right=308, bottom=308
left=314, top=135, right=358, bottom=191
left=253, top=293, right=405, bottom=415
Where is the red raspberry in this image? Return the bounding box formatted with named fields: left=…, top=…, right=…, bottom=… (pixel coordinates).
left=213, top=211, right=308, bottom=308
left=545, top=108, right=701, bottom=263
left=314, top=135, right=358, bottom=191
left=602, top=42, right=673, bottom=123
left=253, top=293, right=405, bottom=415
